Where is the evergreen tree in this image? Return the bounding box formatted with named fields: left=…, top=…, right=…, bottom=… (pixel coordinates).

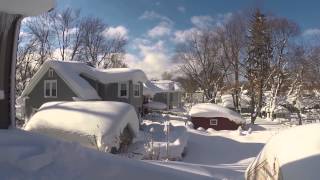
left=246, top=9, right=273, bottom=124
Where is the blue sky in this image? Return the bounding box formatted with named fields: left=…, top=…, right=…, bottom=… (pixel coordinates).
left=56, top=0, right=320, bottom=78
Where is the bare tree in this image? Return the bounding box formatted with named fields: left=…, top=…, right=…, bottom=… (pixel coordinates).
left=218, top=12, right=247, bottom=111
left=177, top=30, right=227, bottom=102
left=50, top=8, right=82, bottom=61
left=266, top=17, right=299, bottom=120
left=80, top=17, right=127, bottom=68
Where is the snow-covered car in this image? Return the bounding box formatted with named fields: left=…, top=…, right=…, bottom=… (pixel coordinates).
left=24, top=101, right=140, bottom=152
left=245, top=124, right=320, bottom=180
left=189, top=103, right=245, bottom=130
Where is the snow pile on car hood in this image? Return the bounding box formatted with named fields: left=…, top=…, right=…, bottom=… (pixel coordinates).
left=189, top=103, right=245, bottom=124
left=24, top=101, right=139, bottom=151
left=246, top=124, right=320, bottom=180
left=0, top=129, right=213, bottom=180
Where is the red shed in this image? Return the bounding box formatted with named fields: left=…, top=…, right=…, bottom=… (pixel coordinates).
left=189, top=103, right=245, bottom=130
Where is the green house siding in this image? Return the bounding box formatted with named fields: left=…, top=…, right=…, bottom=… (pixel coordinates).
left=25, top=69, right=77, bottom=119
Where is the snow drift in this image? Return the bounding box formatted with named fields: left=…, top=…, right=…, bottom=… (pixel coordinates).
left=246, top=124, right=320, bottom=180
left=24, top=101, right=139, bottom=151
left=0, top=129, right=213, bottom=180
left=189, top=103, right=245, bottom=124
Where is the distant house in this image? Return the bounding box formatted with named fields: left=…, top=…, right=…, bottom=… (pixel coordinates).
left=220, top=94, right=251, bottom=113
left=19, top=60, right=148, bottom=120
left=149, top=80, right=184, bottom=110
left=189, top=103, right=245, bottom=130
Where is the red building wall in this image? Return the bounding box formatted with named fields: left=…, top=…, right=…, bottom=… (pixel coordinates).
left=191, top=116, right=241, bottom=130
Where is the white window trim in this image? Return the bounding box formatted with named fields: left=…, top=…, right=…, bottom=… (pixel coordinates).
left=44, top=80, right=58, bottom=98
left=210, top=118, right=218, bottom=126
left=48, top=69, right=54, bottom=77
left=133, top=83, right=141, bottom=97
left=118, top=81, right=129, bottom=98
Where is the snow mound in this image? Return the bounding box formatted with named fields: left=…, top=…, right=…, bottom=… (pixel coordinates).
left=189, top=103, right=245, bottom=124
left=0, top=129, right=212, bottom=180
left=24, top=101, right=139, bottom=151
left=246, top=124, right=320, bottom=180
left=144, top=101, right=167, bottom=110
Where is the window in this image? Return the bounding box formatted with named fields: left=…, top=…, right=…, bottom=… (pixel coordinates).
left=118, top=82, right=128, bottom=98
left=48, top=69, right=54, bottom=77
left=210, top=119, right=218, bottom=126
left=44, top=80, right=57, bottom=98
left=134, top=84, right=140, bottom=97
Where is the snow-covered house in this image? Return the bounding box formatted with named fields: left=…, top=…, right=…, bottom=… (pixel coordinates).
left=189, top=103, right=245, bottom=130
left=20, top=60, right=148, bottom=120
left=24, top=101, right=139, bottom=152
left=220, top=94, right=251, bottom=113
left=150, top=80, right=184, bottom=110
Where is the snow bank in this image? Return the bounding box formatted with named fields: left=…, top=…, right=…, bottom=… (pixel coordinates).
left=189, top=103, right=245, bottom=124
left=144, top=101, right=167, bottom=110
left=0, top=129, right=212, bottom=180
left=246, top=124, right=320, bottom=180
left=149, top=126, right=189, bottom=160
left=24, top=101, right=139, bottom=151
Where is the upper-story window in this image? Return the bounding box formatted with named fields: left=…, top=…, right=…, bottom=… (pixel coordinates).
left=134, top=84, right=140, bottom=97
left=118, top=82, right=128, bottom=98
left=44, top=80, right=57, bottom=98
left=48, top=69, right=54, bottom=77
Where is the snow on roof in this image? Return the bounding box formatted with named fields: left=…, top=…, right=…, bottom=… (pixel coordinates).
left=143, top=101, right=167, bottom=110
left=0, top=0, right=54, bottom=16
left=0, top=129, right=212, bottom=180
left=143, top=80, right=164, bottom=96
left=21, top=60, right=148, bottom=100
left=221, top=94, right=250, bottom=109
left=189, top=103, right=245, bottom=124
left=246, top=124, right=320, bottom=180
left=152, top=80, right=184, bottom=92
left=24, top=101, right=139, bottom=151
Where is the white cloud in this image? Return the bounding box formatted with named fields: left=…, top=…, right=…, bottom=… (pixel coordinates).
left=102, top=25, right=129, bottom=39
left=190, top=13, right=232, bottom=29
left=125, top=40, right=176, bottom=79
left=139, top=10, right=173, bottom=24
left=172, top=28, right=200, bottom=44
left=177, top=6, right=186, bottom=13
left=148, top=22, right=172, bottom=38
left=303, top=28, right=320, bottom=37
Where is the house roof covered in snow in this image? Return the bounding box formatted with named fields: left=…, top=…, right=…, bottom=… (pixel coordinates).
left=143, top=80, right=164, bottom=96
left=189, top=103, right=245, bottom=124
left=24, top=101, right=140, bottom=150
left=221, top=94, right=250, bottom=109
left=151, top=80, right=184, bottom=93
left=21, top=60, right=148, bottom=100
left=246, top=124, right=320, bottom=180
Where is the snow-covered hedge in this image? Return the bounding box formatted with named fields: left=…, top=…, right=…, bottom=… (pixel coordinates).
left=24, top=101, right=139, bottom=152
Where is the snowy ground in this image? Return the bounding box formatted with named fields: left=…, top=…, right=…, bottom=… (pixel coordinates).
left=132, top=111, right=291, bottom=180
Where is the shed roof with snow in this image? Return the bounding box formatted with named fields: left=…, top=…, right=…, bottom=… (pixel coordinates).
left=189, top=103, right=245, bottom=124
left=21, top=60, right=148, bottom=100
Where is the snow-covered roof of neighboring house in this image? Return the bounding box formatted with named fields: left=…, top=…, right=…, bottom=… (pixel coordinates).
left=189, top=103, right=245, bottom=124
left=21, top=60, right=148, bottom=100
left=221, top=94, right=250, bottom=109
left=143, top=101, right=167, bottom=110
left=143, top=80, right=164, bottom=96
left=246, top=124, right=320, bottom=180
left=24, top=101, right=139, bottom=151
left=151, top=80, right=184, bottom=93
left=0, top=0, right=54, bottom=16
